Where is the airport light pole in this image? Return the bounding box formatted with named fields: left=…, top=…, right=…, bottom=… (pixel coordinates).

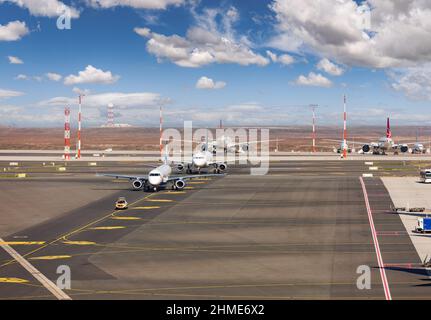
left=159, top=105, right=163, bottom=160
left=310, top=104, right=318, bottom=153
left=76, top=94, right=84, bottom=159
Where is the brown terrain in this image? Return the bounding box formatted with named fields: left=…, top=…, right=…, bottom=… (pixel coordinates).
left=0, top=126, right=430, bottom=151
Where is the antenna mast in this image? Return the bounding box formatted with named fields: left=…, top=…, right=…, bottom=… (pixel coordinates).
left=310, top=104, right=318, bottom=153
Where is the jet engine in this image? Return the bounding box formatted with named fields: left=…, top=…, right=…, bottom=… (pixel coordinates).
left=362, top=144, right=370, bottom=153
left=176, top=163, right=184, bottom=171
left=174, top=179, right=186, bottom=190
left=132, top=179, right=143, bottom=190
left=400, top=145, right=409, bottom=153
left=241, top=144, right=249, bottom=152
left=218, top=163, right=227, bottom=172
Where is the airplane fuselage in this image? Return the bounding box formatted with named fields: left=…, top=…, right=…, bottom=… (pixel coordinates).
left=376, top=137, right=393, bottom=151
left=192, top=151, right=213, bottom=168
left=148, top=164, right=172, bottom=186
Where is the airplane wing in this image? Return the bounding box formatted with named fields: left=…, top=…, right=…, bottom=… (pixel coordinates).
left=321, top=138, right=369, bottom=145
left=167, top=173, right=224, bottom=182
left=315, top=145, right=338, bottom=150
left=396, top=141, right=427, bottom=145
left=171, top=160, right=193, bottom=166
left=232, top=139, right=282, bottom=146
left=172, top=139, right=202, bottom=144
left=97, top=173, right=148, bottom=181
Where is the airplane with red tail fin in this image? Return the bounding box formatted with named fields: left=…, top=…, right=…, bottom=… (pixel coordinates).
left=360, top=117, right=425, bottom=155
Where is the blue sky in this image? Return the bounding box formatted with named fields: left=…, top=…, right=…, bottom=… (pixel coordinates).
left=1, top=0, right=431, bottom=127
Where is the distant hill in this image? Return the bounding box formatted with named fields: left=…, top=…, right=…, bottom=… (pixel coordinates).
left=0, top=126, right=430, bottom=151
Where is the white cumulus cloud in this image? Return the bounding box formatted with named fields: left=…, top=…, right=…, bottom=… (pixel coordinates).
left=46, top=72, right=62, bottom=81
left=64, top=65, right=119, bottom=85
left=0, top=21, right=29, bottom=41
left=86, top=0, right=184, bottom=10
left=294, top=72, right=332, bottom=88
left=8, top=55, right=23, bottom=64
left=390, top=64, right=431, bottom=101
left=0, top=0, right=79, bottom=18
left=269, top=0, right=431, bottom=68
left=316, top=58, right=344, bottom=76
left=266, top=50, right=294, bottom=65
left=15, top=74, right=29, bottom=80
left=195, top=76, right=226, bottom=90
left=134, top=6, right=269, bottom=68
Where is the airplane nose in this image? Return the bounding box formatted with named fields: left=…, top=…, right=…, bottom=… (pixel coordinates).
left=149, top=176, right=162, bottom=186
left=193, top=159, right=205, bottom=167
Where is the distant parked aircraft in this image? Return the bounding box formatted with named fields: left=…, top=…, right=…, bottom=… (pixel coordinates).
left=360, top=118, right=426, bottom=155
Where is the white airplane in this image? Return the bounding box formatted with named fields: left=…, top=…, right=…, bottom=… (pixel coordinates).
left=412, top=142, right=427, bottom=154
left=332, top=141, right=356, bottom=154
left=98, top=152, right=221, bottom=192
left=190, top=123, right=279, bottom=155
left=201, top=135, right=279, bottom=154
left=410, top=131, right=429, bottom=154
left=201, top=135, right=238, bottom=154
left=175, top=150, right=228, bottom=174
left=360, top=118, right=424, bottom=155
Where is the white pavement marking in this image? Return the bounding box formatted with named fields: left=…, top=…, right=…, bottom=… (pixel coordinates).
left=0, top=237, right=72, bottom=300
left=359, top=177, right=392, bottom=300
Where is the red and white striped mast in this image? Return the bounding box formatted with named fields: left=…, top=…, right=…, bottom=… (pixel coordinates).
left=76, top=94, right=84, bottom=159
left=343, top=95, right=348, bottom=158
left=64, top=107, right=71, bottom=161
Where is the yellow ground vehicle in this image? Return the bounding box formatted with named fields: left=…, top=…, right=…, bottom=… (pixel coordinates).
left=115, top=197, right=128, bottom=210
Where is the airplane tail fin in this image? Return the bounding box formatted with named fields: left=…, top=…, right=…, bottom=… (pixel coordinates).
left=386, top=117, right=392, bottom=138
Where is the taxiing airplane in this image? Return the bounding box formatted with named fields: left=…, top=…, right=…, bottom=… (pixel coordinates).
left=98, top=152, right=221, bottom=192
left=175, top=150, right=228, bottom=174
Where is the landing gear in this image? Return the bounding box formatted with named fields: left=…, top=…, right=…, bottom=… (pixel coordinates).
left=143, top=182, right=157, bottom=192
left=212, top=164, right=221, bottom=174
